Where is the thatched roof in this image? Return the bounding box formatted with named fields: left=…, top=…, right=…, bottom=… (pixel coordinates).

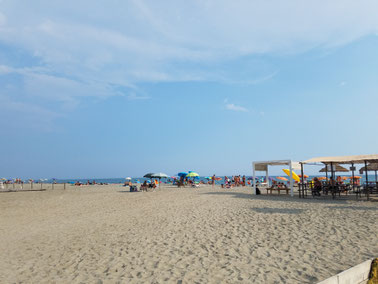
left=319, top=163, right=349, bottom=173
left=359, top=163, right=378, bottom=174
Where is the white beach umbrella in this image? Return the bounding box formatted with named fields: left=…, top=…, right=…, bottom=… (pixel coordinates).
left=151, top=173, right=168, bottom=187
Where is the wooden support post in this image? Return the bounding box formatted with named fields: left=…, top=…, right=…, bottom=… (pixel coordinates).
left=364, top=160, right=369, bottom=201
left=300, top=163, right=304, bottom=198
left=351, top=162, right=356, bottom=198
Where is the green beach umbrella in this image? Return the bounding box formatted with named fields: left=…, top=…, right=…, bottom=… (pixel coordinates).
left=186, top=172, right=199, bottom=178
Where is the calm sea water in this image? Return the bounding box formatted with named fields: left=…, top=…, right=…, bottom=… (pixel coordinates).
left=44, top=175, right=378, bottom=185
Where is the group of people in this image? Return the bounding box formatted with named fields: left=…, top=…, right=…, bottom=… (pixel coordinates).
left=74, top=180, right=108, bottom=186
left=222, top=175, right=247, bottom=188
left=127, top=180, right=157, bottom=192
left=271, top=180, right=288, bottom=189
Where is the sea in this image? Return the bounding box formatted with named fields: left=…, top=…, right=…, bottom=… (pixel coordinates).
left=37, top=174, right=378, bottom=185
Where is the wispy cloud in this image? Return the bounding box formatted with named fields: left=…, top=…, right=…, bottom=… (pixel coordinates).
left=1, top=0, right=377, bottom=86
left=1, top=0, right=378, bottom=129
left=339, top=81, right=347, bottom=86
left=225, top=103, right=248, bottom=112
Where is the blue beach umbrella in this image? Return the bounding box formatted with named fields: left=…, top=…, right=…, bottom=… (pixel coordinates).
left=178, top=172, right=188, bottom=177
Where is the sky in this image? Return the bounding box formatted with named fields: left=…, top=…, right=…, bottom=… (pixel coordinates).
left=1, top=0, right=378, bottom=179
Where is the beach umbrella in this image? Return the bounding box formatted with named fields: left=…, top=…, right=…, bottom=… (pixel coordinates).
left=151, top=173, right=168, bottom=179
left=349, top=176, right=361, bottom=179
left=319, top=164, right=349, bottom=173
left=151, top=173, right=168, bottom=187
left=276, top=177, right=288, bottom=181
left=143, top=173, right=154, bottom=178
left=298, top=174, right=309, bottom=178
left=186, top=172, right=199, bottom=178
left=318, top=177, right=327, bottom=180
left=359, top=163, right=378, bottom=182
left=125, top=177, right=132, bottom=180
left=282, top=169, right=300, bottom=182
left=178, top=172, right=188, bottom=177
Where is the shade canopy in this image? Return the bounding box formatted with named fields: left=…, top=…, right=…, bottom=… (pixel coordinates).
left=253, top=160, right=301, bottom=171
left=319, top=163, right=349, bottom=173
left=252, top=159, right=299, bottom=197
left=143, top=173, right=154, bottom=178
left=302, top=154, right=378, bottom=164
left=359, top=163, right=378, bottom=174
left=282, top=169, right=300, bottom=182
left=276, top=176, right=288, bottom=181
left=151, top=173, right=168, bottom=178
left=186, top=172, right=199, bottom=177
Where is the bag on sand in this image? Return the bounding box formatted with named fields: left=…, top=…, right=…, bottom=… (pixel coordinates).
left=256, top=187, right=261, bottom=195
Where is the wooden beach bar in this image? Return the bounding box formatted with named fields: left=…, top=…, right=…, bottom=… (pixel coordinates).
left=299, top=154, right=378, bottom=200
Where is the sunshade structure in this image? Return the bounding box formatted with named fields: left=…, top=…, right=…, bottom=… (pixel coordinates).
left=302, top=154, right=378, bottom=164
left=186, top=171, right=199, bottom=178
left=319, top=163, right=349, bottom=173
left=359, top=163, right=378, bottom=182
left=151, top=173, right=168, bottom=187
left=143, top=173, right=154, bottom=178
left=282, top=169, right=300, bottom=182
left=300, top=154, right=378, bottom=200
left=276, top=177, right=288, bottom=181
left=151, top=173, right=168, bottom=179
left=252, top=160, right=301, bottom=197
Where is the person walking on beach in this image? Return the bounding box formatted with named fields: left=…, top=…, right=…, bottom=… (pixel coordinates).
left=212, top=174, right=216, bottom=187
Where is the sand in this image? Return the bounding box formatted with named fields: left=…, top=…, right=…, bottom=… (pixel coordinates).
left=0, top=185, right=377, bottom=283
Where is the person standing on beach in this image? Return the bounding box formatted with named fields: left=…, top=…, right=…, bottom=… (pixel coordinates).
left=212, top=175, right=216, bottom=187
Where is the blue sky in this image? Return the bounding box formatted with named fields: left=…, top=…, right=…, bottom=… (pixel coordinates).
left=1, top=0, right=378, bottom=179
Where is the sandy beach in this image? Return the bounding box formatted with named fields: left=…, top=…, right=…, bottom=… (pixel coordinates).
left=0, top=185, right=377, bottom=283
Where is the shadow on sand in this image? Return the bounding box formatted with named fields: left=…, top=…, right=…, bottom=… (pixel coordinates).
left=325, top=205, right=378, bottom=211
left=201, top=190, right=372, bottom=206
left=0, top=189, right=47, bottom=193
left=251, top=207, right=305, bottom=214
